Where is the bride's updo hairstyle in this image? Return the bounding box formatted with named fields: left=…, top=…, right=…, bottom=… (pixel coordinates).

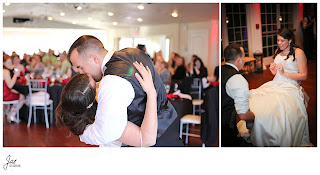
left=55, top=74, right=97, bottom=136
left=273, top=28, right=296, bottom=61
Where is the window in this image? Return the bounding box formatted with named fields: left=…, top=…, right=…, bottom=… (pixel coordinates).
left=225, top=3, right=249, bottom=56
left=280, top=4, right=293, bottom=29
left=119, top=37, right=147, bottom=50
left=261, top=3, right=293, bottom=57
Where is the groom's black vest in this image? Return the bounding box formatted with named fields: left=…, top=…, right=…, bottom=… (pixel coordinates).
left=221, top=64, right=240, bottom=130
left=104, top=48, right=183, bottom=146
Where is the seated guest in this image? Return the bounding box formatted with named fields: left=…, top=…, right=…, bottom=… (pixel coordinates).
left=159, top=61, right=171, bottom=86
left=136, top=44, right=150, bottom=58
left=21, top=53, right=31, bottom=67
left=59, top=51, right=71, bottom=75
left=168, top=52, right=179, bottom=74
left=67, top=65, right=79, bottom=78
left=42, top=49, right=58, bottom=67
left=12, top=55, right=25, bottom=76
left=171, top=56, right=187, bottom=81
left=186, top=54, right=197, bottom=73
left=30, top=54, right=45, bottom=78
left=154, top=51, right=164, bottom=73
left=3, top=55, right=25, bottom=123
left=189, top=56, right=208, bottom=79
left=203, top=66, right=219, bottom=89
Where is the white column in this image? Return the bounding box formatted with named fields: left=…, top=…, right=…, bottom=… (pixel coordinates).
left=247, top=3, right=263, bottom=57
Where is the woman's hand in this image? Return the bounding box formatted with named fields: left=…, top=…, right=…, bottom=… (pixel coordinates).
left=269, top=62, right=277, bottom=75
left=133, top=62, right=156, bottom=96
left=276, top=64, right=285, bottom=76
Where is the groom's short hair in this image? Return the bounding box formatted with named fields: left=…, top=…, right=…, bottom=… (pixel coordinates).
left=68, top=35, right=105, bottom=59
left=224, top=44, right=243, bottom=62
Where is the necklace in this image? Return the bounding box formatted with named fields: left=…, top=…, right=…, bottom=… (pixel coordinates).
left=283, top=50, right=290, bottom=54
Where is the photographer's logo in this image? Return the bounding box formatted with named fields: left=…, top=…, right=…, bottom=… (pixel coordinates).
left=3, top=155, right=21, bottom=170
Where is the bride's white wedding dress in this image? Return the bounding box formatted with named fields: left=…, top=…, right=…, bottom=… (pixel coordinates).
left=249, top=54, right=311, bottom=146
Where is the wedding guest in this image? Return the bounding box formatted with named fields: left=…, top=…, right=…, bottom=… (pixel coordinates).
left=171, top=56, right=187, bottom=81
left=186, top=54, right=197, bottom=74
left=137, top=44, right=150, bottom=58
left=42, top=49, right=58, bottom=67
left=221, top=44, right=255, bottom=147
left=168, top=52, right=179, bottom=74
left=67, top=65, right=79, bottom=78
left=302, top=6, right=316, bottom=61
left=159, top=61, right=171, bottom=86
left=21, top=53, right=31, bottom=67
left=12, top=55, right=25, bottom=76
left=59, top=51, right=71, bottom=74
left=30, top=54, right=45, bottom=77
left=189, top=56, right=208, bottom=79
left=3, top=55, right=25, bottom=123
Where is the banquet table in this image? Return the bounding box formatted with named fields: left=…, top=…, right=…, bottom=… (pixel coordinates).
left=13, top=83, right=64, bottom=124
left=168, top=98, right=193, bottom=119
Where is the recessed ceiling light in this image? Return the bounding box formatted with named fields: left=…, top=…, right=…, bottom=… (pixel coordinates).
left=60, top=12, right=65, bottom=16
left=47, top=17, right=53, bottom=21
left=137, top=18, right=143, bottom=22
left=108, top=12, right=114, bottom=16
left=77, top=6, right=82, bottom=10
left=72, top=21, right=77, bottom=24
left=88, top=17, right=92, bottom=21
left=95, top=25, right=100, bottom=28
left=5, top=2, right=10, bottom=6
left=172, top=11, right=178, bottom=18
left=113, top=22, right=118, bottom=25
left=138, top=4, right=144, bottom=10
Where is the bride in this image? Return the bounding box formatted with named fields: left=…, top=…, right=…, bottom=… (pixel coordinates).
left=248, top=28, right=311, bottom=146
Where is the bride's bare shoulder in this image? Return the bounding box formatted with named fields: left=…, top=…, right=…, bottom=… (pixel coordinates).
left=294, top=48, right=307, bottom=60
left=294, top=48, right=305, bottom=55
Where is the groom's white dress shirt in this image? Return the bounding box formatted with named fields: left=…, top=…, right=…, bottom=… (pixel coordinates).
left=80, top=51, right=135, bottom=147
left=225, top=63, right=250, bottom=114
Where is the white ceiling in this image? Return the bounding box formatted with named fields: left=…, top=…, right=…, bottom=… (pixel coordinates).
left=3, top=3, right=219, bottom=29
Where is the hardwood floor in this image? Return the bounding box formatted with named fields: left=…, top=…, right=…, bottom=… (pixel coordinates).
left=243, top=59, right=317, bottom=146
left=3, top=118, right=217, bottom=147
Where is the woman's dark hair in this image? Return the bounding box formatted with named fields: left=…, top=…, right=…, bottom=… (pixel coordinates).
left=55, top=74, right=97, bottom=136
left=273, top=28, right=296, bottom=61
left=193, top=56, right=205, bottom=69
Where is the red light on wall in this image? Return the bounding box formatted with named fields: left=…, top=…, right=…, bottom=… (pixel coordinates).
left=256, top=24, right=259, bottom=29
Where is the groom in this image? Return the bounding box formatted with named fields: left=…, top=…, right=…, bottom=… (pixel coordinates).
left=68, top=35, right=183, bottom=146
left=221, top=44, right=255, bottom=147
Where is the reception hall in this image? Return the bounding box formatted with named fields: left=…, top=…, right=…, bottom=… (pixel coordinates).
left=221, top=3, right=317, bottom=147
left=2, top=3, right=219, bottom=147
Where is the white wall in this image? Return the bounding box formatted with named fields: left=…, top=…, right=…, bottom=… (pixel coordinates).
left=3, top=27, right=108, bottom=57
left=112, top=20, right=219, bottom=76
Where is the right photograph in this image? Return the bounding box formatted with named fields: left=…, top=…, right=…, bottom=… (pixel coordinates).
left=221, top=3, right=317, bottom=147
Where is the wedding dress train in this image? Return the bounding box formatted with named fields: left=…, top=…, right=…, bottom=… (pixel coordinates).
left=249, top=54, right=311, bottom=146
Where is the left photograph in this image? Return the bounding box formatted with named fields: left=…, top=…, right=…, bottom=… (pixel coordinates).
left=3, top=3, right=219, bottom=147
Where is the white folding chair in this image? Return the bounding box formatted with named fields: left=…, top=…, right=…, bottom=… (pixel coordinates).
left=26, top=77, right=53, bottom=128
left=190, top=78, right=203, bottom=115
left=3, top=100, right=20, bottom=123
left=179, top=78, right=204, bottom=145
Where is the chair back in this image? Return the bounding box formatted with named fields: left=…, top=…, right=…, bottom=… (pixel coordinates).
left=189, top=78, right=202, bottom=100
left=26, top=77, right=49, bottom=104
